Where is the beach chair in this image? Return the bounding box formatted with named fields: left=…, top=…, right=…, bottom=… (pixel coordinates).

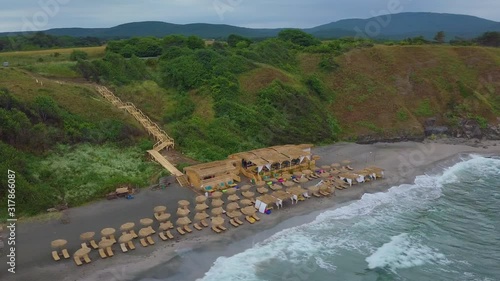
left=62, top=249, right=70, bottom=259
left=106, top=247, right=114, bottom=257
left=211, top=226, right=221, bottom=233
left=146, top=236, right=155, bottom=245
left=166, top=231, right=174, bottom=239
left=120, top=243, right=129, bottom=252
left=246, top=216, right=256, bottom=224
left=99, top=249, right=107, bottom=259
left=140, top=238, right=148, bottom=247
left=193, top=223, right=203, bottom=231
left=200, top=220, right=209, bottom=227
left=292, top=178, right=300, bottom=184
left=234, top=217, right=244, bottom=225
left=83, top=255, right=91, bottom=264
left=252, top=214, right=260, bottom=221
left=52, top=251, right=61, bottom=261
left=346, top=165, right=354, bottom=170
left=74, top=257, right=83, bottom=266
left=127, top=241, right=136, bottom=250
left=218, top=225, right=227, bottom=231
left=230, top=219, right=239, bottom=227
left=184, top=225, right=193, bottom=233
left=90, top=240, right=99, bottom=249
left=177, top=227, right=186, bottom=235
left=159, top=232, right=168, bottom=241
left=319, top=190, right=330, bottom=197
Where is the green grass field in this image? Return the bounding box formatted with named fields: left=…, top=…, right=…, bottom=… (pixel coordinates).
left=0, top=46, right=105, bottom=66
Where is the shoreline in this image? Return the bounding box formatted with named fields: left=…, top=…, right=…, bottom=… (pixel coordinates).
left=4, top=141, right=500, bottom=281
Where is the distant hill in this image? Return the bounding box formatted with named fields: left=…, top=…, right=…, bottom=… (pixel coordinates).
left=307, top=12, right=500, bottom=40
left=1, top=12, right=499, bottom=40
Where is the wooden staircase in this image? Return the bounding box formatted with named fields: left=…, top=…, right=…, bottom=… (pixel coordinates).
left=96, top=86, right=187, bottom=183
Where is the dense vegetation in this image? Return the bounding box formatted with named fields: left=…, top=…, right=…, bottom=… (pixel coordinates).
left=0, top=32, right=103, bottom=52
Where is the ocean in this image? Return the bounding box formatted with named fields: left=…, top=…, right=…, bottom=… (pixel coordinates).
left=196, top=155, right=500, bottom=281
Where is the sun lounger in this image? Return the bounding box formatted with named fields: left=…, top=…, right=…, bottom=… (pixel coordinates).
left=74, top=257, right=83, bottom=266
left=293, top=178, right=300, bottom=183
left=200, top=220, right=209, bottom=227
left=218, top=225, right=227, bottom=231
left=346, top=165, right=354, bottom=170
left=313, top=192, right=321, bottom=198
left=159, top=232, right=168, bottom=241
left=61, top=249, right=70, bottom=259
left=127, top=241, right=135, bottom=250
left=246, top=216, right=256, bottom=224
left=319, top=191, right=330, bottom=197
left=99, top=249, right=107, bottom=259
left=212, top=226, right=221, bottom=233
left=166, top=231, right=174, bottom=239
left=140, top=238, right=148, bottom=247
left=120, top=243, right=129, bottom=252
left=107, top=246, right=114, bottom=256
left=235, top=217, right=244, bottom=225
left=177, top=227, right=186, bottom=235
left=90, top=240, right=99, bottom=249
left=230, top=219, right=239, bottom=227
left=83, top=255, right=91, bottom=264
left=193, top=223, right=203, bottom=231
left=252, top=214, right=260, bottom=221
left=52, top=251, right=61, bottom=261
left=146, top=236, right=155, bottom=245
left=184, top=225, right=193, bottom=233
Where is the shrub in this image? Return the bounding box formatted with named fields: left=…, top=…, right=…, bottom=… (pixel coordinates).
left=397, top=108, right=409, bottom=121
left=415, top=99, right=434, bottom=117
left=70, top=50, right=89, bottom=61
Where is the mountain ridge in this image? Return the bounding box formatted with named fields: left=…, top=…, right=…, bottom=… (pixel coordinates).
left=1, top=12, right=499, bottom=40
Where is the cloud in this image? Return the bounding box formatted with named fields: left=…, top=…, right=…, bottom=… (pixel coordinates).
left=0, top=0, right=499, bottom=32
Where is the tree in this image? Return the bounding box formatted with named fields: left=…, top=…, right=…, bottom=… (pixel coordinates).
left=186, top=36, right=205, bottom=50
left=475, top=31, right=500, bottom=47
left=434, top=31, right=445, bottom=44
left=278, top=29, right=321, bottom=47
left=69, top=50, right=88, bottom=61
left=227, top=34, right=252, bottom=48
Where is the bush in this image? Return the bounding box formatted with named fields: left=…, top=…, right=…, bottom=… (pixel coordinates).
left=397, top=108, right=409, bottom=121
left=70, top=50, right=89, bottom=61
left=415, top=99, right=434, bottom=117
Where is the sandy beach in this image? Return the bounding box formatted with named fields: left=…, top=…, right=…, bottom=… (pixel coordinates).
left=3, top=141, right=500, bottom=281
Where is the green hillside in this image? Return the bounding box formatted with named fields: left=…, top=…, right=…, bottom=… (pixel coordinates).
left=1, top=32, right=499, bottom=218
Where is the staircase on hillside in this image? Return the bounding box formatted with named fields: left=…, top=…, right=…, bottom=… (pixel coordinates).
left=95, top=86, right=188, bottom=185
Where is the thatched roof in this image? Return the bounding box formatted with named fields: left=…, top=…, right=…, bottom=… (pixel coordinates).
left=184, top=159, right=238, bottom=177
left=272, top=190, right=291, bottom=201
left=257, top=194, right=276, bottom=205
left=229, top=144, right=313, bottom=165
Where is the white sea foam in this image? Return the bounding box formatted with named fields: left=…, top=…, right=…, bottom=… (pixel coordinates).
left=197, top=156, right=498, bottom=281
left=365, top=233, right=447, bottom=270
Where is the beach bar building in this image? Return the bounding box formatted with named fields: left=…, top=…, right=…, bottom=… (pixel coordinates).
left=184, top=159, right=241, bottom=192
left=229, top=144, right=315, bottom=182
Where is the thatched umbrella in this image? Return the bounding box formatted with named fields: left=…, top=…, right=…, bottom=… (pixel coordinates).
left=154, top=205, right=167, bottom=214
left=308, top=185, right=319, bottom=194
left=211, top=207, right=224, bottom=216
left=211, top=198, right=224, bottom=208
left=271, top=184, right=282, bottom=191
left=195, top=195, right=207, bottom=204
left=299, top=177, right=309, bottom=183
left=176, top=217, right=191, bottom=226
left=320, top=172, right=331, bottom=178
left=240, top=184, right=252, bottom=192
left=211, top=191, right=223, bottom=199
left=242, top=191, right=255, bottom=199
left=272, top=190, right=291, bottom=201
left=287, top=186, right=307, bottom=196
left=226, top=202, right=240, bottom=211
left=293, top=171, right=302, bottom=177
left=195, top=203, right=209, bottom=212
left=178, top=200, right=190, bottom=209
left=302, top=169, right=312, bottom=175
left=176, top=208, right=190, bottom=217
left=226, top=187, right=237, bottom=195
left=342, top=160, right=352, bottom=165
left=255, top=181, right=265, bottom=187
left=156, top=213, right=171, bottom=222
left=211, top=216, right=224, bottom=226
left=240, top=199, right=253, bottom=206
left=321, top=165, right=331, bottom=170
left=159, top=221, right=173, bottom=230
left=241, top=206, right=256, bottom=216
left=227, top=194, right=240, bottom=202
left=331, top=170, right=341, bottom=175
left=227, top=210, right=243, bottom=218
left=281, top=173, right=292, bottom=179
left=257, top=186, right=269, bottom=194
left=282, top=181, right=294, bottom=187
left=320, top=184, right=332, bottom=193
left=194, top=212, right=209, bottom=222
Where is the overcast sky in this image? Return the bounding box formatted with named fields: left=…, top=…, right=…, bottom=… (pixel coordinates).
left=2, top=0, right=500, bottom=32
